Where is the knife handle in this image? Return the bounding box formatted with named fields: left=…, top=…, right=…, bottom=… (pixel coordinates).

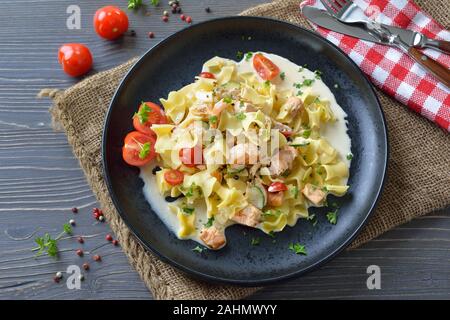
left=408, top=47, right=450, bottom=88
left=423, top=39, right=450, bottom=54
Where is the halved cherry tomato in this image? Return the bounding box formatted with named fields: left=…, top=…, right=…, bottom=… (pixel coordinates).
left=58, top=44, right=93, bottom=77
left=253, top=53, right=280, bottom=81
left=280, top=130, right=293, bottom=138
left=198, top=72, right=215, bottom=79
left=94, top=6, right=129, bottom=40
left=268, top=182, right=288, bottom=193
left=122, top=131, right=156, bottom=167
left=133, top=102, right=167, bottom=136
left=179, top=145, right=203, bottom=167
left=164, top=169, right=184, bottom=186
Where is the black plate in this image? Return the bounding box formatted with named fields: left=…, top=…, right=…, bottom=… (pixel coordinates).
left=102, top=17, right=388, bottom=285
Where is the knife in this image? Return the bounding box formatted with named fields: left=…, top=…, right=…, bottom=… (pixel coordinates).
left=302, top=6, right=450, bottom=87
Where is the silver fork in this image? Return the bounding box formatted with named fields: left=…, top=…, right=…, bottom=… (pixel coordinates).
left=319, top=0, right=379, bottom=28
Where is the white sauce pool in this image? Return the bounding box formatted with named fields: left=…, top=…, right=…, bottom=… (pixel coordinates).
left=140, top=52, right=352, bottom=246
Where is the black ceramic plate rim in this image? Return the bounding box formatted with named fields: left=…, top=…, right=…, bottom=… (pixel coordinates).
left=102, top=16, right=389, bottom=286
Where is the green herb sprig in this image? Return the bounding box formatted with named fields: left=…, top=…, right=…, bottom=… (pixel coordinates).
left=289, top=242, right=307, bottom=255
left=33, top=223, right=72, bottom=259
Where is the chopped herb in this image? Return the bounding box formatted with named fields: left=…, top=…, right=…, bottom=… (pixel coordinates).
left=303, top=64, right=308, bottom=67
left=314, top=69, right=322, bottom=79
left=302, top=129, right=311, bottom=138
left=264, top=80, right=271, bottom=87
left=127, top=0, right=143, bottom=9
left=134, top=102, right=152, bottom=124
left=314, top=97, right=321, bottom=103
left=209, top=115, right=218, bottom=124
left=262, top=209, right=282, bottom=217
left=139, top=142, right=151, bottom=159
left=281, top=169, right=291, bottom=177
left=296, top=90, right=303, bottom=96
left=268, top=231, right=276, bottom=238
left=236, top=112, right=246, bottom=121
left=182, top=207, right=195, bottom=215
left=289, top=243, right=307, bottom=255
left=290, top=185, right=299, bottom=199
left=346, top=153, right=353, bottom=160
left=204, top=216, right=215, bottom=228
left=245, top=52, right=253, bottom=61
left=223, top=97, right=232, bottom=104
left=236, top=51, right=244, bottom=60
left=332, top=202, right=339, bottom=208
left=150, top=0, right=160, bottom=6
left=280, top=72, right=286, bottom=80
left=303, top=79, right=315, bottom=86
left=307, top=213, right=318, bottom=226
left=251, top=237, right=261, bottom=246
left=326, top=209, right=338, bottom=225
left=192, top=246, right=205, bottom=253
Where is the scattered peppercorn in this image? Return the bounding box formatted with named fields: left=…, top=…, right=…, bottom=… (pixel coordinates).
left=130, top=29, right=136, bottom=37
left=82, top=262, right=90, bottom=270
left=53, top=276, right=60, bottom=283
left=205, top=7, right=211, bottom=13
left=112, top=239, right=119, bottom=246
left=77, top=236, right=84, bottom=244
left=180, top=14, right=186, bottom=21
left=171, top=7, right=177, bottom=13
left=186, top=16, right=192, bottom=23
left=99, top=215, right=105, bottom=222
left=69, top=219, right=76, bottom=226
left=148, top=32, right=155, bottom=38
left=55, top=271, right=63, bottom=279
left=76, top=249, right=84, bottom=257
left=163, top=10, right=169, bottom=16
left=176, top=7, right=182, bottom=13
left=106, top=234, right=113, bottom=242
left=162, top=15, right=169, bottom=22
left=78, top=274, right=85, bottom=281
left=93, top=254, right=101, bottom=262
left=71, top=207, right=78, bottom=213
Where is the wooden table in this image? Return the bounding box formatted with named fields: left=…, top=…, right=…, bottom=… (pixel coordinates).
left=0, top=0, right=449, bottom=300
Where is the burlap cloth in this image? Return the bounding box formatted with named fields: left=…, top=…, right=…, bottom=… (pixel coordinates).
left=44, top=0, right=450, bottom=300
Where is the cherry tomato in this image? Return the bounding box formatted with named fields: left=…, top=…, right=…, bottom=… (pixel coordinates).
left=94, top=6, right=129, bottom=40
left=179, top=145, right=203, bottom=167
left=280, top=130, right=293, bottom=138
left=268, top=182, right=288, bottom=193
left=253, top=53, right=280, bottom=81
left=198, top=72, right=215, bottom=79
left=133, top=102, right=167, bottom=136
left=122, top=131, right=156, bottom=167
left=58, top=44, right=93, bottom=77
left=164, top=169, right=184, bottom=186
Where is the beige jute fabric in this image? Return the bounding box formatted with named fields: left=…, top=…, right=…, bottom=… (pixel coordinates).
left=45, top=0, right=450, bottom=300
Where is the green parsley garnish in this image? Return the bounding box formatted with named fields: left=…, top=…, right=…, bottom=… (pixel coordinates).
left=303, top=79, right=315, bottom=86
left=264, top=80, right=271, bottom=87
left=209, top=115, right=218, bottom=124
left=262, top=209, right=282, bottom=218
left=280, top=72, right=286, bottom=80
left=150, top=0, right=160, bottom=6
left=182, top=207, right=195, bottom=215
left=204, top=216, right=215, bottom=228
left=251, top=237, right=261, bottom=246
left=268, top=231, right=276, bottom=238
left=139, top=142, right=151, bottom=159
left=236, top=112, right=246, bottom=121
left=236, top=51, right=244, bottom=60
left=192, top=246, right=205, bottom=253
left=314, top=69, right=322, bottom=79
left=326, top=209, right=338, bottom=225
left=128, top=0, right=143, bottom=9
left=346, top=153, right=353, bottom=160
left=33, top=223, right=72, bottom=259
left=134, top=102, right=152, bottom=124
left=302, top=129, right=311, bottom=138
left=223, top=97, right=232, bottom=104
left=290, top=185, right=299, bottom=199
left=245, top=52, right=253, bottom=61
left=307, top=214, right=318, bottom=227
left=289, top=243, right=307, bottom=255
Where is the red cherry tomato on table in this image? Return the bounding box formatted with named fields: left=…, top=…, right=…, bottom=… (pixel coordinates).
left=133, top=102, right=167, bottom=136
left=164, top=169, right=184, bottom=186
left=179, top=145, right=203, bottom=167
left=253, top=53, right=280, bottom=81
left=122, top=131, right=156, bottom=167
left=198, top=72, right=216, bottom=79
left=94, top=6, right=129, bottom=40
left=58, top=44, right=93, bottom=77
left=268, top=182, right=288, bottom=193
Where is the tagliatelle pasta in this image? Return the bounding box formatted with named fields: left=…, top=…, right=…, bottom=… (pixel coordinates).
left=132, top=52, right=352, bottom=250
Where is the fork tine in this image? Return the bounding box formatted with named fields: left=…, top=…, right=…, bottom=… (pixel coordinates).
left=319, top=0, right=337, bottom=15
left=335, top=0, right=347, bottom=6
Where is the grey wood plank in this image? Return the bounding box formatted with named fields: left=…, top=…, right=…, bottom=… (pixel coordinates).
left=0, top=0, right=448, bottom=300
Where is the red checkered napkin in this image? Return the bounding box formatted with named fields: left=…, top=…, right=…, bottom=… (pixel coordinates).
left=300, top=0, right=450, bottom=132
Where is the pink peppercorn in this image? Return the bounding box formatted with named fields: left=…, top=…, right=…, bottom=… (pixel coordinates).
left=71, top=207, right=78, bottom=213
left=112, top=239, right=119, bottom=246
left=186, top=16, right=192, bottom=23
left=148, top=32, right=155, bottom=38
left=162, top=16, right=168, bottom=22
left=77, top=236, right=84, bottom=244
left=82, top=263, right=90, bottom=270
left=106, top=234, right=113, bottom=242
left=76, top=249, right=83, bottom=257
left=180, top=14, right=186, bottom=21
left=93, top=254, right=101, bottom=262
